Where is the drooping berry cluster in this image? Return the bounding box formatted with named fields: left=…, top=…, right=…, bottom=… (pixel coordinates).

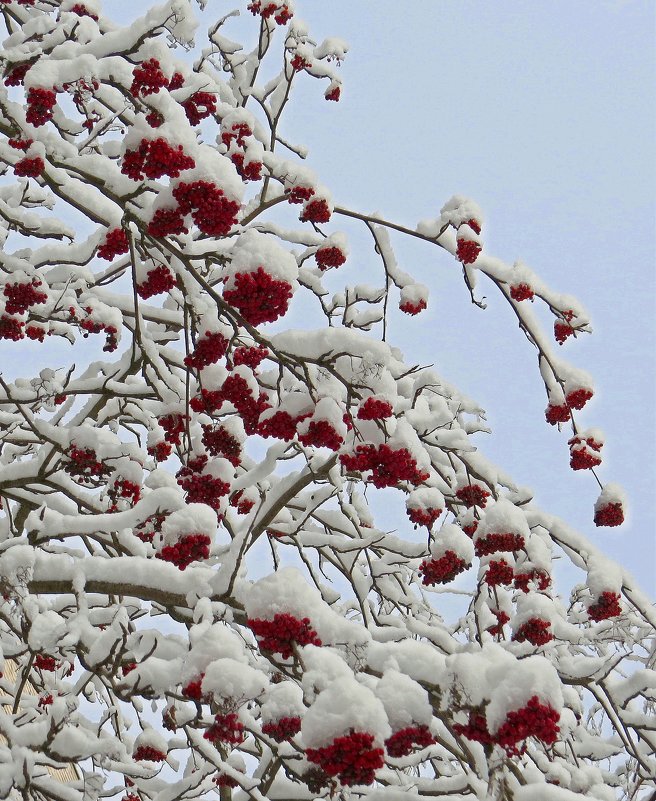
left=230, top=152, right=263, bottom=181
left=453, top=712, right=494, bottom=745
left=181, top=675, right=206, bottom=702
left=182, top=91, right=217, bottom=125
left=4, top=63, right=31, bottom=87
left=68, top=4, right=99, bottom=20
left=513, top=568, right=551, bottom=593
left=306, top=731, right=385, bottom=787
left=130, top=59, right=169, bottom=97
left=357, top=397, right=393, bottom=420
left=172, top=180, right=240, bottom=236
left=133, top=745, right=167, bottom=762
left=315, top=245, right=346, bottom=270
left=247, top=2, right=293, bottom=25
left=456, top=237, right=481, bottom=265
left=495, top=696, right=560, bottom=756
left=340, top=444, right=429, bottom=488
left=569, top=433, right=602, bottom=471
left=223, top=268, right=293, bottom=326
left=213, top=774, right=238, bottom=788
left=554, top=321, right=575, bottom=344
left=407, top=507, right=442, bottom=528
left=229, top=489, right=255, bottom=515
left=34, top=654, right=58, bottom=671
left=285, top=185, right=315, bottom=205
left=0, top=315, right=24, bottom=341
left=233, top=344, right=269, bottom=368
left=384, top=725, right=435, bottom=758
left=593, top=502, right=624, bottom=528
left=261, top=716, right=302, bottom=742
left=455, top=484, right=491, bottom=508
left=419, top=551, right=469, bottom=585
left=484, top=559, right=514, bottom=587
left=157, top=534, right=211, bottom=570
left=248, top=613, right=322, bottom=659
left=475, top=532, right=525, bottom=558
left=64, top=447, right=112, bottom=483
left=486, top=609, right=510, bottom=637
left=204, top=712, right=245, bottom=745
left=14, top=156, right=44, bottom=177
left=588, top=590, right=622, bottom=621
left=191, top=374, right=270, bottom=433
left=137, top=265, right=176, bottom=299
left=257, top=410, right=307, bottom=441
left=509, top=283, right=534, bottom=301
left=158, top=413, right=188, bottom=445
left=201, top=424, right=242, bottom=466
left=325, top=85, right=341, bottom=101
left=512, top=617, right=553, bottom=646
left=4, top=280, right=47, bottom=314
left=545, top=403, right=571, bottom=426
left=25, top=88, right=57, bottom=127
left=399, top=298, right=427, bottom=315
left=300, top=198, right=331, bottom=224
left=8, top=137, right=33, bottom=151
left=176, top=455, right=230, bottom=512
left=97, top=228, right=129, bottom=261
left=147, top=207, right=188, bottom=237
left=565, top=388, right=593, bottom=410
left=109, top=478, right=142, bottom=506
left=298, top=420, right=343, bottom=451
left=121, top=138, right=195, bottom=180
left=184, top=332, right=228, bottom=369
left=26, top=324, right=47, bottom=342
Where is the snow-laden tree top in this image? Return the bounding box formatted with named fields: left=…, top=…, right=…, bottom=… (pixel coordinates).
left=0, top=2, right=653, bottom=801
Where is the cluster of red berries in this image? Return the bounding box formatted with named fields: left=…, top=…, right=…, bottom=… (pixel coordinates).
left=130, top=59, right=169, bottom=97
left=419, top=551, right=469, bottom=585
left=554, top=321, right=575, bottom=344
left=565, top=388, right=593, bottom=410
left=290, top=54, right=311, bottom=72
left=133, top=513, right=166, bottom=543
left=486, top=609, right=510, bottom=637
left=462, top=520, right=478, bottom=537
left=64, top=447, right=112, bottom=483
left=285, top=185, right=315, bottom=205
left=181, top=675, right=206, bottom=702
left=26, top=324, right=47, bottom=342
left=110, top=478, right=141, bottom=506
left=594, top=502, right=624, bottom=528
left=315, top=245, right=346, bottom=270
left=181, top=91, right=217, bottom=125
left=223, top=267, right=293, bottom=326
left=213, top=774, right=238, bottom=788
left=233, top=344, right=269, bottom=369
left=513, top=568, right=551, bottom=593
left=300, top=198, right=331, bottom=224
left=306, top=731, right=385, bottom=787
left=475, top=532, right=525, bottom=558
left=8, top=137, right=33, bottom=151
left=201, top=424, right=242, bottom=465
left=184, top=331, right=228, bottom=369
left=0, top=315, right=25, bottom=341
left=4, top=279, right=47, bottom=314
left=407, top=506, right=442, bottom=528
left=122, top=138, right=195, bottom=181
left=176, top=456, right=231, bottom=512
left=453, top=711, right=493, bottom=745
left=34, top=654, right=58, bottom=671
left=133, top=745, right=167, bottom=762
left=512, top=617, right=553, bottom=646
left=340, top=444, right=429, bottom=488
left=158, top=413, right=187, bottom=445
left=230, top=152, right=263, bottom=181
left=357, top=397, right=393, bottom=420
left=68, top=4, right=99, bottom=20
left=485, top=559, right=514, bottom=587
left=569, top=435, right=602, bottom=471
left=509, top=283, right=534, bottom=301
left=247, top=2, right=292, bottom=24
left=384, top=725, right=435, bottom=758
left=204, top=712, right=245, bottom=745
left=157, top=533, right=211, bottom=570
left=495, top=696, right=560, bottom=756
left=588, top=590, right=622, bottom=621
left=4, top=62, right=31, bottom=87
left=229, top=489, right=255, bottom=515
left=78, top=315, right=118, bottom=351
left=298, top=420, right=344, bottom=451
left=192, top=374, right=270, bottom=434
left=14, top=156, right=44, bottom=177
left=172, top=180, right=240, bottom=236
left=456, top=237, right=481, bottom=265
left=400, top=298, right=427, bottom=315
left=97, top=228, right=129, bottom=261
left=262, top=716, right=302, bottom=742
left=136, top=265, right=176, bottom=299
left=25, top=88, right=57, bottom=126
left=257, top=410, right=307, bottom=441
left=147, top=207, right=188, bottom=237
left=455, top=484, right=491, bottom=508
left=248, top=613, right=322, bottom=659
left=545, top=403, right=571, bottom=426
left=147, top=441, right=172, bottom=462
left=38, top=693, right=54, bottom=709
left=325, top=86, right=341, bottom=101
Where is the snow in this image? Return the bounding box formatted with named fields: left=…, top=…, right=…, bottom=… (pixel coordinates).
left=376, top=670, right=432, bottom=729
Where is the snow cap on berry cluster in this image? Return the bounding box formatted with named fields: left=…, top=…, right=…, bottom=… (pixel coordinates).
left=202, top=658, right=268, bottom=701
left=399, top=282, right=429, bottom=309
left=407, top=487, right=445, bottom=514
left=367, top=640, right=447, bottom=686
left=301, top=675, right=391, bottom=749
left=157, top=503, right=217, bottom=550
left=300, top=644, right=353, bottom=695
left=594, top=483, right=627, bottom=517
left=224, top=229, right=298, bottom=288
left=474, top=498, right=531, bottom=545
left=386, top=419, right=432, bottom=474
left=486, top=655, right=563, bottom=735
left=585, top=553, right=623, bottom=598
left=430, top=523, right=474, bottom=564
left=132, top=727, right=168, bottom=761
left=296, top=397, right=348, bottom=441
left=260, top=681, right=305, bottom=724
left=511, top=593, right=557, bottom=636
left=439, top=195, right=484, bottom=230
left=182, top=622, right=247, bottom=684
left=442, top=643, right=515, bottom=711
left=241, top=568, right=370, bottom=647
left=376, top=670, right=432, bottom=730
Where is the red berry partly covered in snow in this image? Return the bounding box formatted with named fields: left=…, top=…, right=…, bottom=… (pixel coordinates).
left=121, top=138, right=195, bottom=181
left=474, top=532, right=525, bottom=558
left=419, top=551, right=469, bottom=585
left=184, top=332, right=228, bottom=369
left=173, top=180, right=240, bottom=236
left=248, top=613, right=322, bottom=659
left=484, top=559, right=514, bottom=587
left=4, top=280, right=47, bottom=314
left=545, top=403, right=571, bottom=426
left=512, top=617, right=553, bottom=646
left=158, top=413, right=187, bottom=446
left=594, top=502, right=624, bottom=528
left=495, top=696, right=560, bottom=756
left=181, top=91, right=217, bottom=125
left=223, top=268, right=293, bottom=326
left=14, top=156, right=44, bottom=177
left=399, top=298, right=427, bottom=315
left=300, top=198, right=331, bottom=224
left=407, top=507, right=442, bottom=529
left=340, top=444, right=429, bottom=488
left=147, top=208, right=189, bottom=238
left=453, top=713, right=493, bottom=745
left=554, top=321, right=575, bottom=344
left=262, top=716, right=302, bottom=742
left=156, top=533, right=211, bottom=570
left=133, top=745, right=167, bottom=762
left=455, top=484, right=490, bottom=509
left=566, top=388, right=593, bottom=410
left=325, top=85, right=341, bottom=101
left=233, top=344, right=269, bottom=369
left=306, top=731, right=384, bottom=787
left=204, top=712, right=245, bottom=745
left=588, top=590, right=622, bottom=621
left=513, top=569, right=551, bottom=593
left=298, top=419, right=344, bottom=451
left=357, top=397, right=393, bottom=420
left=456, top=238, right=481, bottom=265
left=130, top=59, right=168, bottom=97
left=315, top=245, right=346, bottom=270
left=510, top=283, right=534, bottom=301
left=385, top=725, right=435, bottom=758
left=25, top=88, right=57, bottom=127
left=97, top=228, right=129, bottom=261
left=201, top=424, right=242, bottom=466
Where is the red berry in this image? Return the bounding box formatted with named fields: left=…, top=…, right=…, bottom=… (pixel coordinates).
left=131, top=59, right=169, bottom=97
left=262, top=716, right=302, bottom=742
left=593, top=502, right=624, bottom=528
left=4, top=63, right=31, bottom=87
left=97, top=228, right=129, bottom=261
left=554, top=321, right=574, bottom=344
left=545, top=403, right=571, bottom=426
left=399, top=298, right=427, bottom=315
left=455, top=484, right=490, bottom=509
left=513, top=569, right=550, bottom=593
left=223, top=267, right=293, bottom=326
left=181, top=91, right=217, bottom=125
left=510, top=283, right=534, bottom=301
left=357, top=397, right=393, bottom=420
left=300, top=198, right=331, bottom=224
left=133, top=745, right=167, bottom=762
left=306, top=731, right=384, bottom=787
left=385, top=725, right=434, bottom=758
left=566, top=388, right=593, bottom=410
left=486, top=609, right=510, bottom=637
left=419, top=551, right=469, bottom=585
left=474, top=532, right=525, bottom=558
left=25, top=88, right=57, bottom=127
left=201, top=424, right=242, bottom=465
left=325, top=86, right=341, bottom=101
left=512, top=617, right=553, bottom=646
left=588, top=590, right=622, bottom=621
left=340, top=444, right=429, bottom=488
left=136, top=265, right=176, bottom=299
left=407, top=507, right=442, bottom=529
left=121, top=138, right=195, bottom=181
left=315, top=245, right=346, bottom=270
left=4, top=279, right=47, bottom=314
left=156, top=533, right=211, bottom=570
left=147, top=207, right=189, bottom=238
left=184, top=331, right=228, bottom=369
left=456, top=238, right=481, bottom=265
left=484, top=559, right=514, bottom=587
left=204, top=712, right=245, bottom=745
left=248, top=613, right=322, bottom=659
left=495, top=696, right=560, bottom=756
left=14, top=156, right=44, bottom=177
left=453, top=712, right=493, bottom=745
left=34, top=654, right=58, bottom=671
left=173, top=180, right=240, bottom=236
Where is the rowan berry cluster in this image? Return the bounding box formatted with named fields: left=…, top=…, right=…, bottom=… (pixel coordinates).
left=509, top=283, right=534, bottom=301
left=233, top=344, right=269, bottom=368
left=201, top=425, right=242, bottom=465
left=64, top=447, right=112, bottom=483
left=184, top=332, right=228, bottom=369
left=182, top=91, right=217, bottom=125
left=315, top=245, right=346, bottom=270
left=569, top=434, right=602, bottom=471
left=512, top=617, right=553, bottom=646
left=213, top=774, right=238, bottom=788
left=181, top=676, right=205, bottom=702
left=172, top=180, right=240, bottom=236
left=133, top=745, right=167, bottom=762
left=25, top=88, right=57, bottom=126
left=130, top=59, right=169, bottom=97
left=545, top=403, right=571, bottom=426
left=121, top=138, right=195, bottom=180
left=340, top=444, right=429, bottom=488
left=69, top=4, right=99, bottom=20
left=247, top=2, right=293, bottom=25
left=455, top=484, right=491, bottom=508
left=513, top=569, right=551, bottom=593
left=176, top=456, right=230, bottom=512
left=147, top=208, right=188, bottom=237
left=554, top=321, right=575, bottom=344
left=34, top=654, right=58, bottom=671
left=156, top=533, right=211, bottom=570
left=137, top=265, right=176, bottom=299
left=456, top=237, right=481, bottom=265
left=306, top=731, right=385, bottom=787
left=204, top=712, right=245, bottom=745
left=158, top=413, right=187, bottom=445
left=594, top=502, right=624, bottom=527
left=453, top=712, right=493, bottom=745
left=261, top=716, right=302, bottom=742
left=230, top=489, right=255, bottom=514
left=399, top=298, right=427, bottom=315
left=357, top=397, right=393, bottom=420
left=298, top=420, right=343, bottom=450
left=0, top=315, right=25, bottom=340
left=14, top=156, right=44, bottom=177
left=495, top=696, right=560, bottom=756
left=257, top=410, right=307, bottom=441
left=588, top=590, right=622, bottom=621
left=475, top=532, right=525, bottom=558
left=325, top=85, right=341, bottom=101
left=223, top=268, right=293, bottom=325
left=26, top=325, right=46, bottom=341
left=300, top=198, right=331, bottom=223
left=484, top=559, right=514, bottom=587
left=4, top=280, right=47, bottom=314
left=248, top=613, right=322, bottom=659
left=486, top=609, right=510, bottom=637
left=230, top=152, right=263, bottom=181
left=97, top=228, right=129, bottom=261
left=419, top=551, right=469, bottom=585
left=4, top=63, right=31, bottom=87
left=8, top=137, right=33, bottom=151
left=147, top=441, right=172, bottom=461
left=384, top=725, right=435, bottom=758
left=407, top=507, right=442, bottom=528
left=285, top=185, right=314, bottom=204
left=565, top=388, right=593, bottom=410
